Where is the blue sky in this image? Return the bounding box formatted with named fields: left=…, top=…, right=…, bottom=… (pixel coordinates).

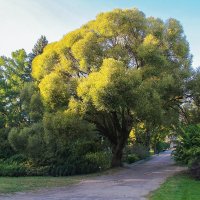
left=0, top=0, right=199, bottom=68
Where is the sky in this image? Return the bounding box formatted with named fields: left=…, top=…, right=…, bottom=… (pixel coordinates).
left=0, top=0, right=199, bottom=68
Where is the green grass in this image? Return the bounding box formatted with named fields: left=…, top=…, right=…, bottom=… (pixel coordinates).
left=0, top=176, right=81, bottom=194
left=149, top=173, right=200, bottom=200
left=0, top=167, right=122, bottom=194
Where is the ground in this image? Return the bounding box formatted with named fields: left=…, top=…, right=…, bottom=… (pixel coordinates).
left=0, top=151, right=185, bottom=200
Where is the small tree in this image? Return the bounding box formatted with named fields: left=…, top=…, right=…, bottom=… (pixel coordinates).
left=29, top=35, right=48, bottom=62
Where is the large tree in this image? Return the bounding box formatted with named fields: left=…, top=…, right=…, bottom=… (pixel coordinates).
left=32, top=8, right=192, bottom=167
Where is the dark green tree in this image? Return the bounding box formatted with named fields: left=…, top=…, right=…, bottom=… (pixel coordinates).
left=29, top=35, right=48, bottom=62
left=0, top=49, right=31, bottom=127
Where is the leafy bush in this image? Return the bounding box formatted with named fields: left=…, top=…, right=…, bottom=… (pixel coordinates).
left=85, top=151, right=111, bottom=172
left=8, top=123, right=46, bottom=164
left=0, top=151, right=109, bottom=177
left=0, top=160, right=50, bottom=177
left=156, top=141, right=170, bottom=153
left=190, top=159, right=200, bottom=179
left=0, top=162, right=27, bottom=176
left=0, top=128, right=14, bottom=159
left=8, top=128, right=29, bottom=152
left=48, top=144, right=111, bottom=176
left=5, top=154, right=27, bottom=164
left=0, top=154, right=50, bottom=177
left=126, top=154, right=139, bottom=164
left=25, top=165, right=50, bottom=176
left=123, top=143, right=149, bottom=163
left=132, top=144, right=150, bottom=159
left=173, top=124, right=200, bottom=165
left=4, top=111, right=111, bottom=176
left=173, top=124, right=200, bottom=179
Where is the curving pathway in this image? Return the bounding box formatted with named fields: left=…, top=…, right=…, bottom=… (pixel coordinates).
left=0, top=151, right=185, bottom=200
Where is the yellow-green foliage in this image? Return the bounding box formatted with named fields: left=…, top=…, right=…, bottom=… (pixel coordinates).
left=143, top=34, right=159, bottom=46
left=32, top=43, right=59, bottom=80
left=39, top=72, right=73, bottom=109
left=31, top=7, right=191, bottom=125
left=77, top=58, right=142, bottom=111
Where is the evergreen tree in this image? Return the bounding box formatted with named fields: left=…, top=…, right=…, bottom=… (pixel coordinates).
left=29, top=35, right=48, bottom=62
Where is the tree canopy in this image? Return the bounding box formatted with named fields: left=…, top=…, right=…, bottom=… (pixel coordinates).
left=32, top=8, right=192, bottom=166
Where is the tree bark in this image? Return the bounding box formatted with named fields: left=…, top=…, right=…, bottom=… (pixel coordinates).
left=88, top=111, right=132, bottom=168
left=145, top=129, right=151, bottom=151
left=111, top=143, right=124, bottom=167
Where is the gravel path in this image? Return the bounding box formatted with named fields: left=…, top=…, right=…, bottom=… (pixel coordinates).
left=0, top=150, right=185, bottom=200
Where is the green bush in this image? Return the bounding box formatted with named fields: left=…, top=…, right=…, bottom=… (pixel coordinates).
left=132, top=144, right=150, bottom=159
left=4, top=125, right=110, bottom=177
left=5, top=154, right=27, bottom=164
left=156, top=141, right=170, bottom=153
left=0, top=128, right=14, bottom=159
left=173, top=124, right=200, bottom=179
left=126, top=154, right=139, bottom=164
left=3, top=112, right=111, bottom=177
left=123, top=143, right=149, bottom=164
left=0, top=157, right=50, bottom=177
left=25, top=165, right=50, bottom=176
left=8, top=128, right=29, bottom=152
left=173, top=124, right=200, bottom=165
left=85, top=151, right=111, bottom=172
left=8, top=123, right=46, bottom=164
left=48, top=148, right=111, bottom=176
left=0, top=161, right=27, bottom=176
left=190, top=159, right=200, bottom=179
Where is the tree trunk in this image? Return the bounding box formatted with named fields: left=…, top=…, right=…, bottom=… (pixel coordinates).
left=145, top=129, right=151, bottom=151
left=111, top=142, right=124, bottom=167
left=154, top=144, right=157, bottom=154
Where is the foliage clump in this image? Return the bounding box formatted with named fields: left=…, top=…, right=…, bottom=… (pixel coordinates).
left=173, top=125, right=200, bottom=179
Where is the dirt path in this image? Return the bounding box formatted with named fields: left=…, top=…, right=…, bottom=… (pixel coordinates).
left=0, top=151, right=185, bottom=200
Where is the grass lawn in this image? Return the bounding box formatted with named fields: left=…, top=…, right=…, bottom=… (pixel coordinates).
left=0, top=168, right=121, bottom=194
left=150, top=173, right=200, bottom=200
left=0, top=176, right=81, bottom=194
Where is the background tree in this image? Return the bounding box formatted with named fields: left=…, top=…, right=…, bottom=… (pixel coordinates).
left=0, top=36, right=48, bottom=163
left=29, top=35, right=48, bottom=62
left=19, top=35, right=48, bottom=124
left=0, top=49, right=31, bottom=127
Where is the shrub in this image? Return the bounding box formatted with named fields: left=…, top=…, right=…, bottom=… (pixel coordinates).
left=123, top=143, right=149, bottom=164
left=85, top=151, right=111, bottom=172
left=0, top=162, right=27, bottom=176
left=8, top=123, right=46, bottom=164
left=25, top=165, right=50, bottom=176
left=132, top=144, right=150, bottom=159
left=190, top=159, right=200, bottom=179
left=48, top=145, right=111, bottom=176
left=173, top=124, right=200, bottom=165
left=0, top=128, right=14, bottom=159
left=173, top=124, right=200, bottom=179
left=126, top=154, right=139, bottom=164
left=0, top=156, right=50, bottom=177
left=5, top=154, right=27, bottom=164
left=156, top=141, right=170, bottom=153
left=8, top=128, right=29, bottom=152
